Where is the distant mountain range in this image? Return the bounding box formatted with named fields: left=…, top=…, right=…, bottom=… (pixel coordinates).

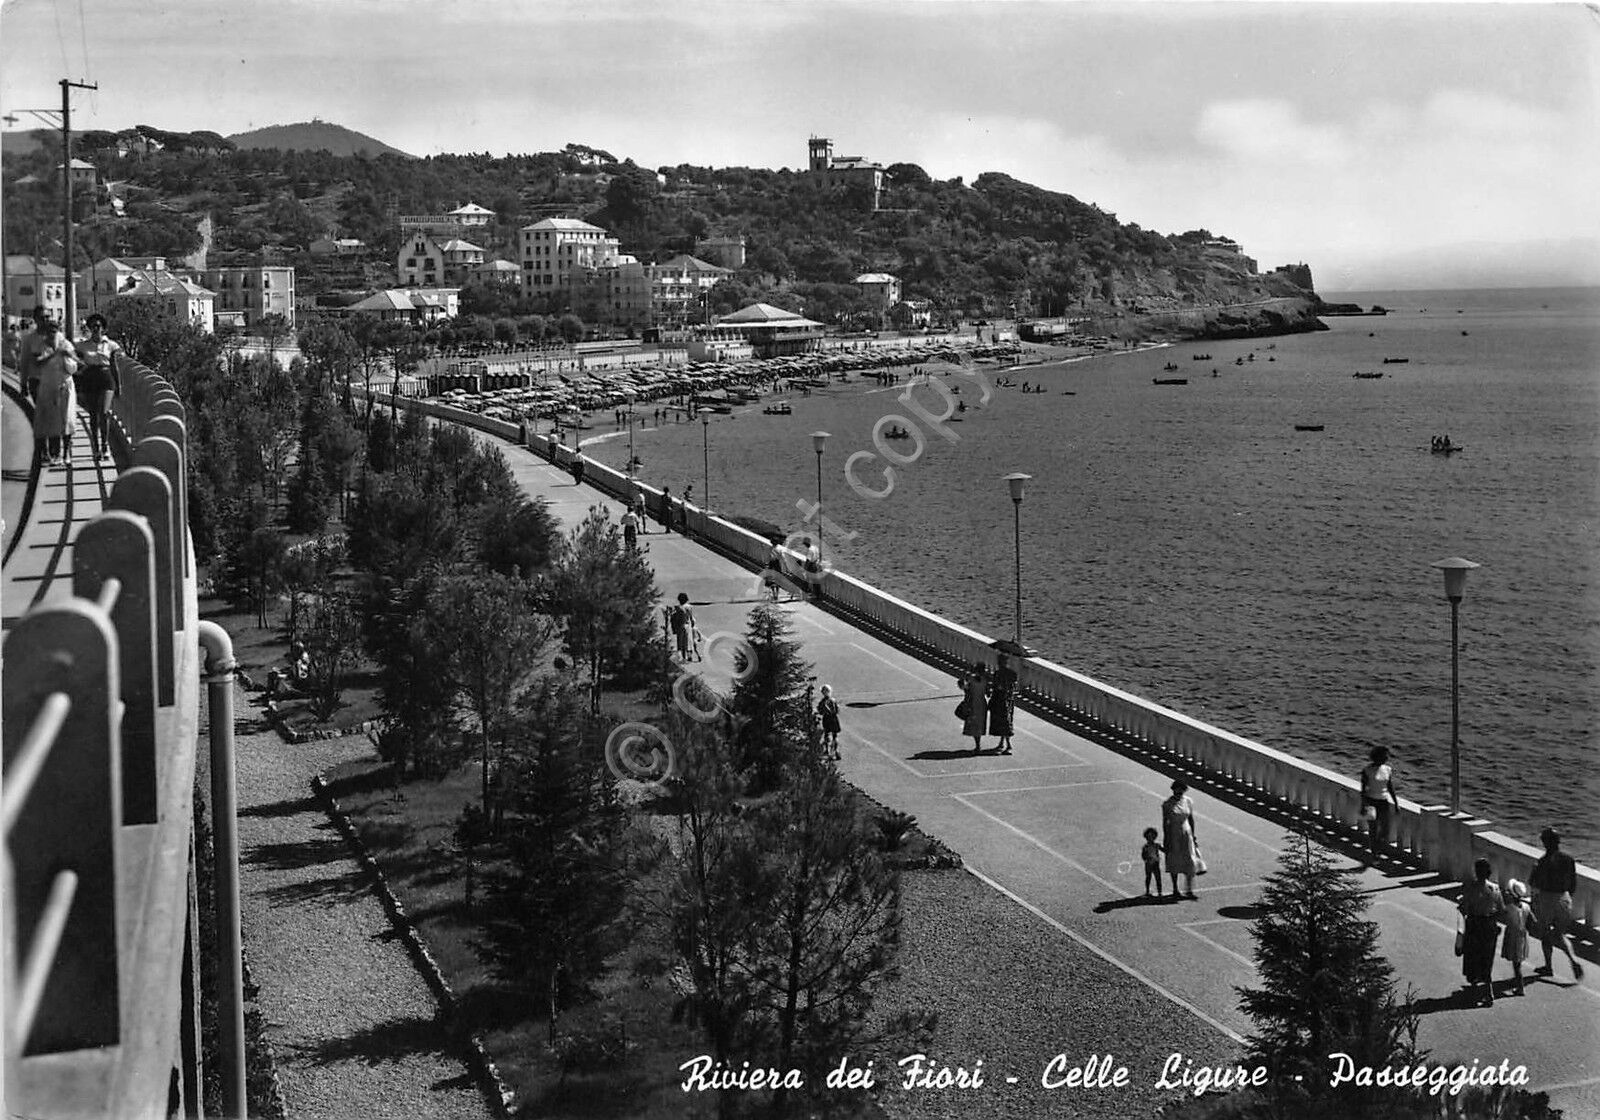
left=226, top=120, right=413, bottom=159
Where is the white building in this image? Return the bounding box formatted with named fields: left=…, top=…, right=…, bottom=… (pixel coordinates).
left=855, top=272, right=902, bottom=309
left=197, top=265, right=296, bottom=329
left=398, top=233, right=446, bottom=287
left=5, top=256, right=72, bottom=325
left=518, top=217, right=622, bottom=297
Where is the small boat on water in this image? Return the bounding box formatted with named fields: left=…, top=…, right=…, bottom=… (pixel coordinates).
left=1163, top=362, right=1180, bottom=372
left=1294, top=424, right=1325, bottom=432
left=1153, top=377, right=1188, bottom=385
left=1353, top=371, right=1384, bottom=379
left=1191, top=353, right=1212, bottom=361
left=1431, top=444, right=1465, bottom=455
left=1383, top=357, right=1410, bottom=364
left=762, top=402, right=793, bottom=415
left=881, top=425, right=914, bottom=440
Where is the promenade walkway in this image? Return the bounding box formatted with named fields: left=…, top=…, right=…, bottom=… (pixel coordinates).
left=502, top=439, right=1600, bottom=1117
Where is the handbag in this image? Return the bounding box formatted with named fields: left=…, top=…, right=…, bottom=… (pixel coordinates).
left=954, top=698, right=972, bottom=721
left=1453, top=917, right=1465, bottom=957
left=1192, top=838, right=1208, bottom=876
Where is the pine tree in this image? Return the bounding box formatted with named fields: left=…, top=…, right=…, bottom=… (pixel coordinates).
left=728, top=603, right=814, bottom=792
left=542, top=506, right=659, bottom=712
left=748, top=752, right=914, bottom=1117
left=1237, top=832, right=1414, bottom=1103
left=428, top=571, right=556, bottom=821
left=482, top=681, right=633, bottom=1038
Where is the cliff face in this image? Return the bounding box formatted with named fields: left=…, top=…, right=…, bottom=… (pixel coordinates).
left=1085, top=297, right=1327, bottom=341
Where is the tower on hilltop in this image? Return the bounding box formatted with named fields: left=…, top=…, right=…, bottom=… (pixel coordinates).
left=808, top=136, right=833, bottom=172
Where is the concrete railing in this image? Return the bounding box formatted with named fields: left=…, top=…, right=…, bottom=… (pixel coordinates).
left=813, top=566, right=1598, bottom=934
left=2, top=356, right=224, bottom=1118
left=361, top=388, right=1600, bottom=935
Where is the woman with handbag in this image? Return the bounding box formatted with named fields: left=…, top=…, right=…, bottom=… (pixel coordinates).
left=1162, top=780, right=1202, bottom=900
left=955, top=665, right=989, bottom=754
left=1458, top=857, right=1505, bottom=1006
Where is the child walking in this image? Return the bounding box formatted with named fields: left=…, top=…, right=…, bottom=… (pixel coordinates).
left=1141, top=827, right=1163, bottom=897
left=1503, top=879, right=1532, bottom=996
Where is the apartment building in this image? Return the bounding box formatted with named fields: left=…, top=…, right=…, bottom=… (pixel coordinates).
left=198, top=265, right=296, bottom=329
left=518, top=217, right=622, bottom=298
left=648, top=254, right=731, bottom=326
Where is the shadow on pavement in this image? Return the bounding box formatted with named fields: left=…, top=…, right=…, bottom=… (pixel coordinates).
left=1093, top=894, right=1180, bottom=913
left=239, top=795, right=318, bottom=819
left=847, top=694, right=960, bottom=709
left=1216, top=904, right=1264, bottom=920
left=244, top=835, right=348, bottom=872
left=297, top=1011, right=454, bottom=1068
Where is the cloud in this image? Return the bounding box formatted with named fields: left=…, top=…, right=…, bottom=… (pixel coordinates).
left=1194, top=100, right=1352, bottom=167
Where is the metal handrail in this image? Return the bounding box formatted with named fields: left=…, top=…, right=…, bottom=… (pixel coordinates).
left=0, top=693, right=72, bottom=835
left=11, top=871, right=79, bottom=1044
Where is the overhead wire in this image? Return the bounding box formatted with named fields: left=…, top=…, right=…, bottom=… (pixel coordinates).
left=78, top=0, right=97, bottom=106
left=52, top=0, right=71, bottom=84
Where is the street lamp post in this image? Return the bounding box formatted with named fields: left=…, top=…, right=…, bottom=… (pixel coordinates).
left=811, top=431, right=830, bottom=563
left=1430, top=556, right=1481, bottom=814
left=1005, top=473, right=1031, bottom=645
left=624, top=390, right=637, bottom=479
left=701, top=410, right=711, bottom=513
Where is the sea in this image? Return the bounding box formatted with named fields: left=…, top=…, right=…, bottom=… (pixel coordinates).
left=590, top=287, right=1600, bottom=864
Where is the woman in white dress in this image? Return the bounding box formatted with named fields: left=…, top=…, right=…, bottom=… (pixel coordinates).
left=1163, top=779, right=1200, bottom=900
left=32, top=326, right=78, bottom=467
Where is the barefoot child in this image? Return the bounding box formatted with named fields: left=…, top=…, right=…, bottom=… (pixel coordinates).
left=1142, top=827, right=1163, bottom=897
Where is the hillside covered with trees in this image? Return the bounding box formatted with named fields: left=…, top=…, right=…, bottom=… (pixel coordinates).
left=2, top=125, right=1317, bottom=326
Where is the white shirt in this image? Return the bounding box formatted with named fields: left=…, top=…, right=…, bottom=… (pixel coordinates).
left=1362, top=763, right=1393, bottom=800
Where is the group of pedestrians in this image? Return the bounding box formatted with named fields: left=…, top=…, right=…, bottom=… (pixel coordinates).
left=954, top=654, right=1018, bottom=754
left=1457, top=828, right=1584, bottom=1006
left=8, top=307, right=123, bottom=468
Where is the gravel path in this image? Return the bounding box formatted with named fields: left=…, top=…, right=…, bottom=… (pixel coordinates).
left=867, top=870, right=1242, bottom=1120
left=232, top=690, right=494, bottom=1120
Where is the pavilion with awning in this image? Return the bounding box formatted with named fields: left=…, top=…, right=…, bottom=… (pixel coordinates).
left=700, top=302, right=825, bottom=358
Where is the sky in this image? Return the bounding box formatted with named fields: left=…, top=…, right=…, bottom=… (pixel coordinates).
left=2, top=0, right=1598, bottom=291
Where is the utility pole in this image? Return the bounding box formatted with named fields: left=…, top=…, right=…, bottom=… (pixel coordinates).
left=61, top=78, right=99, bottom=333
